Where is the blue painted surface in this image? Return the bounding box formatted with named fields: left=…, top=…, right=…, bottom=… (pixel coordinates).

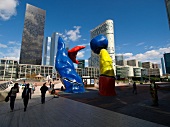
left=55, top=37, right=85, bottom=93
left=90, top=34, right=108, bottom=54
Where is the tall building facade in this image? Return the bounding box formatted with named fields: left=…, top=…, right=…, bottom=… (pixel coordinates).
left=89, top=19, right=116, bottom=73
left=165, top=0, right=170, bottom=28
left=50, top=32, right=59, bottom=66
left=77, top=59, right=85, bottom=68
left=20, top=4, right=46, bottom=65
left=42, top=37, right=51, bottom=65
left=161, top=57, right=166, bottom=74
left=164, top=53, right=170, bottom=74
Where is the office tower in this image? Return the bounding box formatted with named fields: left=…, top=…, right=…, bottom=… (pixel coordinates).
left=77, top=59, right=85, bottom=68
left=20, top=4, right=46, bottom=65
left=161, top=57, right=166, bottom=74
left=43, top=37, right=51, bottom=65
left=50, top=32, right=60, bottom=66
left=89, top=19, right=116, bottom=73
left=165, top=0, right=170, bottom=28
left=164, top=53, right=170, bottom=74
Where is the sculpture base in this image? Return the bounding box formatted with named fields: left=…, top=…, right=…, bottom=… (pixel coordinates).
left=99, top=76, right=116, bottom=96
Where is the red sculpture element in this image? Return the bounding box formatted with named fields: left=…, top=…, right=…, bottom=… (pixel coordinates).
left=99, top=76, right=116, bottom=96
left=68, top=46, right=85, bottom=64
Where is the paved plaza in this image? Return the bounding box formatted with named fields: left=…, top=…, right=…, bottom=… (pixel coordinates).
left=0, top=81, right=169, bottom=127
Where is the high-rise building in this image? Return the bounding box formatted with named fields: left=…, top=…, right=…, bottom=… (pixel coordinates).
left=89, top=19, right=116, bottom=73
left=161, top=57, right=166, bottom=74
left=165, top=0, right=170, bottom=28
left=164, top=53, right=170, bottom=74
left=50, top=32, right=59, bottom=66
left=19, top=4, right=46, bottom=65
left=42, top=37, right=51, bottom=65
left=77, top=59, right=85, bottom=68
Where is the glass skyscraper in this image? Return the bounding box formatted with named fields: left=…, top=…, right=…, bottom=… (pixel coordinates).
left=19, top=4, right=46, bottom=65
left=164, top=53, right=170, bottom=74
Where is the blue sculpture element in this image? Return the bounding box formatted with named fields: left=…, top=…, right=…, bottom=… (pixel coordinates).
left=90, top=34, right=108, bottom=54
left=55, top=37, right=85, bottom=93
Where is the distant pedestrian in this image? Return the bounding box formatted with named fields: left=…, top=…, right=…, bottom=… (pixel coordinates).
left=9, top=83, right=19, bottom=112
left=40, top=83, right=48, bottom=104
left=132, top=82, right=137, bottom=94
left=150, top=81, right=158, bottom=106
left=23, top=80, right=26, bottom=86
left=22, top=83, right=31, bottom=112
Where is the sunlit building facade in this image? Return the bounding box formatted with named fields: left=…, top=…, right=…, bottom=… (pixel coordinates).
left=89, top=19, right=116, bottom=73
left=0, top=59, right=18, bottom=81
left=20, top=4, right=46, bottom=65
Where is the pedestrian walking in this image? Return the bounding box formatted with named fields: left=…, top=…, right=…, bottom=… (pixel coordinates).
left=150, top=80, right=159, bottom=106
left=22, top=83, right=31, bottom=112
left=9, top=83, right=19, bottom=112
left=40, top=83, right=49, bottom=104
left=132, top=82, right=137, bottom=94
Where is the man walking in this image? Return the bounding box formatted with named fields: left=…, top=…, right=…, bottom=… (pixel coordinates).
left=22, top=83, right=31, bottom=112
left=132, top=82, right=137, bottom=94
left=40, top=83, right=48, bottom=104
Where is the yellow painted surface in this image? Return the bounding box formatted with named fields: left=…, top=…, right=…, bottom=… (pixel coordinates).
left=99, top=49, right=115, bottom=76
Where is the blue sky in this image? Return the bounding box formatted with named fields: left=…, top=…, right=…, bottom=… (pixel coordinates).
left=0, top=0, right=170, bottom=66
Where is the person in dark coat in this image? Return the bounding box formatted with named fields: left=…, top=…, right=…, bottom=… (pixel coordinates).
left=40, top=83, right=49, bottom=104
left=9, top=83, right=19, bottom=112
left=22, top=83, right=31, bottom=112
left=132, top=82, right=137, bottom=94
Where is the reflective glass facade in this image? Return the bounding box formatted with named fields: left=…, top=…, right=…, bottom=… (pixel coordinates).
left=20, top=4, right=46, bottom=65
left=164, top=53, right=170, bottom=74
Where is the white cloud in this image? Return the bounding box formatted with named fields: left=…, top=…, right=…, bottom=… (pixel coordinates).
left=8, top=41, right=15, bottom=44
left=122, top=47, right=170, bottom=64
left=136, top=42, right=145, bottom=46
left=85, top=59, right=88, bottom=63
left=66, top=26, right=81, bottom=41
left=0, top=43, right=7, bottom=48
left=122, top=43, right=128, bottom=46
left=0, top=0, right=19, bottom=20
left=149, top=46, right=154, bottom=49
left=3, top=46, right=20, bottom=61
left=77, top=51, right=84, bottom=58
left=78, top=43, right=90, bottom=46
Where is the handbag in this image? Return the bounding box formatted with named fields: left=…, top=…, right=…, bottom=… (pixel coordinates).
left=5, top=95, right=9, bottom=102
left=5, top=90, right=12, bottom=102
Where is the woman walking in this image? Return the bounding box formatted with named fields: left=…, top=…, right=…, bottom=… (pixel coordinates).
left=9, top=83, right=19, bottom=112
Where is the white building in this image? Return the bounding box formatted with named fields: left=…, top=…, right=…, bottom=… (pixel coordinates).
left=89, top=19, right=116, bottom=74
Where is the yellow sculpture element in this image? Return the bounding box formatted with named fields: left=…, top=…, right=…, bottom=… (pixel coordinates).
left=99, top=49, right=115, bottom=77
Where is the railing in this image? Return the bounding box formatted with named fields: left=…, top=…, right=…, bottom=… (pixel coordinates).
left=0, top=82, right=9, bottom=91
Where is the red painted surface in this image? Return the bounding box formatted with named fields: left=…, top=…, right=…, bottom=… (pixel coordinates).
left=99, top=76, right=116, bottom=96
left=68, top=46, right=85, bottom=64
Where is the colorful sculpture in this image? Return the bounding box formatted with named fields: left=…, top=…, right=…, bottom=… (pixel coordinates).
left=68, top=46, right=85, bottom=64
left=55, top=37, right=85, bottom=93
left=90, top=34, right=116, bottom=96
